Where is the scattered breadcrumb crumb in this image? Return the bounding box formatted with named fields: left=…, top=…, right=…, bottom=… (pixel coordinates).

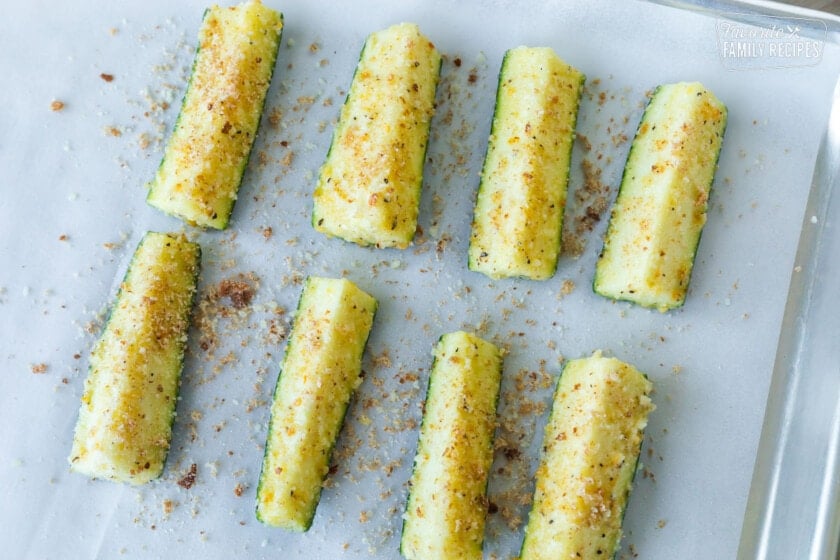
left=50, top=100, right=65, bottom=112
left=100, top=73, right=114, bottom=82
left=177, top=463, right=197, bottom=489
left=577, top=133, right=592, bottom=152
left=562, top=158, right=611, bottom=257
left=30, top=363, right=48, bottom=374
left=372, top=349, right=392, bottom=369
left=268, top=107, right=282, bottom=128
left=218, top=278, right=255, bottom=309
left=560, top=279, right=575, bottom=297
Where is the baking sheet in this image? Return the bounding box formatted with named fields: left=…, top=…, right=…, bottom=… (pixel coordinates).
left=2, top=1, right=839, bottom=558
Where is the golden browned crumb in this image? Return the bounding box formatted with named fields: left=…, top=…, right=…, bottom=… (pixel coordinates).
left=562, top=158, right=611, bottom=257
left=218, top=278, right=255, bottom=309
left=194, top=272, right=261, bottom=368
left=100, top=73, right=114, bottom=82
left=435, top=233, right=452, bottom=257
left=177, top=463, right=197, bottom=489
left=268, top=107, right=282, bottom=128
left=30, top=363, right=48, bottom=374
left=486, top=365, right=554, bottom=534
left=233, top=483, right=245, bottom=497
left=577, top=133, right=592, bottom=152
left=611, top=132, right=629, bottom=147
left=560, top=279, right=575, bottom=297
left=372, top=349, right=392, bottom=369
left=50, top=100, right=65, bottom=112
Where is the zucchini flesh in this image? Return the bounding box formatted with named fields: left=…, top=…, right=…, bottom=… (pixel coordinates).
left=520, top=352, right=654, bottom=560
left=469, top=46, right=584, bottom=280
left=313, top=23, right=441, bottom=249
left=146, top=0, right=283, bottom=229
left=401, top=331, right=503, bottom=560
left=594, top=82, right=727, bottom=311
left=256, top=277, right=377, bottom=531
left=69, top=232, right=201, bottom=485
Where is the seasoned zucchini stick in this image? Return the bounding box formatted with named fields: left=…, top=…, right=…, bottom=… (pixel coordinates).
left=469, top=47, right=584, bottom=280
left=520, top=352, right=654, bottom=560
left=313, top=23, right=441, bottom=249
left=594, top=82, right=727, bottom=310
left=401, top=331, right=503, bottom=560
left=147, top=0, right=283, bottom=229
left=69, top=232, right=201, bottom=485
left=256, top=277, right=377, bottom=531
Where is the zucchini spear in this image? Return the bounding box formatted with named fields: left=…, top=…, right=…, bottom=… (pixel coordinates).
left=313, top=23, right=441, bottom=248
left=147, top=0, right=283, bottom=229
left=256, top=276, right=377, bottom=531
left=401, top=331, right=503, bottom=560
left=594, top=82, right=727, bottom=310
left=69, top=232, right=201, bottom=484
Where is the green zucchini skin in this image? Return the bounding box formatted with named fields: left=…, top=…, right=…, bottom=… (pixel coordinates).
left=69, top=232, right=201, bottom=485
left=312, top=23, right=442, bottom=249
left=147, top=1, right=284, bottom=230
left=256, top=277, right=377, bottom=531
left=593, top=82, right=727, bottom=311
left=469, top=47, right=585, bottom=280
left=400, top=331, right=503, bottom=560
left=520, top=352, right=654, bottom=559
